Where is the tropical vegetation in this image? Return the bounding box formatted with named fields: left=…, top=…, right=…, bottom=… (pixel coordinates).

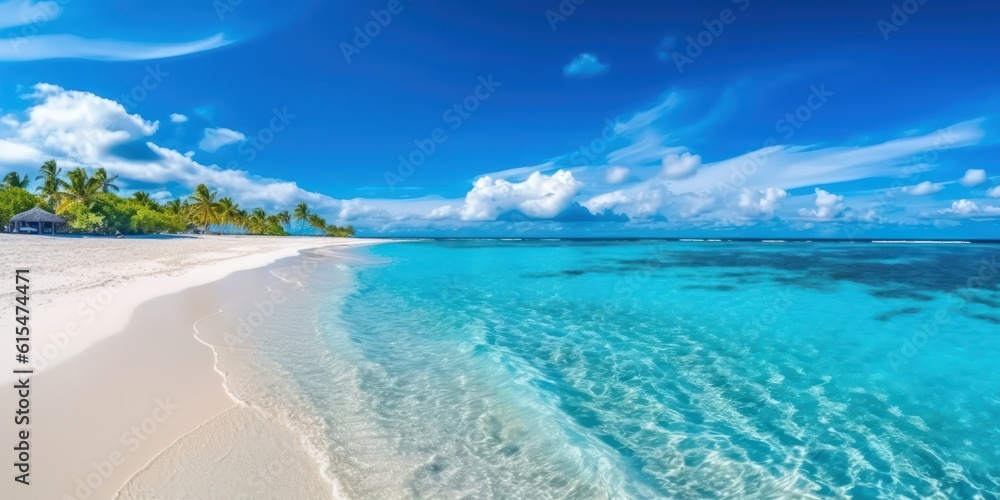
left=0, top=160, right=355, bottom=237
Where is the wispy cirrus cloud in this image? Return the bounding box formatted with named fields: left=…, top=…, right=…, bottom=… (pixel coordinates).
left=0, top=0, right=234, bottom=61
left=0, top=33, right=232, bottom=61
left=575, top=112, right=986, bottom=225
left=199, top=127, right=246, bottom=153
left=613, top=92, right=680, bottom=135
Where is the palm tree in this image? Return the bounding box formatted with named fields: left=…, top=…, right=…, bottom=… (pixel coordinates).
left=2, top=172, right=31, bottom=189
left=188, top=184, right=222, bottom=233
left=323, top=224, right=356, bottom=238
left=61, top=168, right=101, bottom=205
left=306, top=214, right=326, bottom=234
left=217, top=197, right=241, bottom=234
left=132, top=191, right=151, bottom=205
left=35, top=160, right=67, bottom=203
left=246, top=208, right=267, bottom=235
left=293, top=203, right=310, bottom=234
left=276, top=210, right=291, bottom=229
left=90, top=168, right=120, bottom=193
left=165, top=198, right=184, bottom=215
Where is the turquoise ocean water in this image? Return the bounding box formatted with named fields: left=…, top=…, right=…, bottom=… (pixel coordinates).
left=239, top=240, right=1000, bottom=498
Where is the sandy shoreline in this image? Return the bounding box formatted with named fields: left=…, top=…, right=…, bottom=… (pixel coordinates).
left=0, top=234, right=386, bottom=499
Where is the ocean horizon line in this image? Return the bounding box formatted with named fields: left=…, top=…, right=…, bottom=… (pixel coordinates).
left=353, top=236, right=1000, bottom=244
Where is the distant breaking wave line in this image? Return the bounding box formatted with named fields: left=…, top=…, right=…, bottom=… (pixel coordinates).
left=871, top=240, right=971, bottom=244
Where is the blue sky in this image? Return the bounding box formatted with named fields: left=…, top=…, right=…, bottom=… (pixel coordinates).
left=1, top=0, right=999, bottom=237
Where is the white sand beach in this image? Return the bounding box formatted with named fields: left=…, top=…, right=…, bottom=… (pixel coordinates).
left=0, top=234, right=385, bottom=499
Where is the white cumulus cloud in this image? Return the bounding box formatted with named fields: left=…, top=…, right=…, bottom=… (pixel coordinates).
left=939, top=200, right=1000, bottom=217
left=604, top=166, right=630, bottom=184
left=739, top=187, right=787, bottom=217
left=583, top=185, right=667, bottom=219
left=170, top=113, right=188, bottom=123
left=427, top=205, right=458, bottom=220
left=0, top=83, right=340, bottom=214
left=959, top=168, right=987, bottom=187
left=798, top=188, right=844, bottom=220
left=679, top=191, right=716, bottom=218
left=459, top=170, right=582, bottom=221
left=942, top=199, right=978, bottom=215
left=901, top=181, right=944, bottom=196
left=563, top=53, right=610, bottom=78
left=16, top=83, right=158, bottom=161
left=661, top=152, right=701, bottom=179
left=0, top=139, right=44, bottom=164
left=582, top=190, right=631, bottom=215
left=987, top=185, right=1000, bottom=198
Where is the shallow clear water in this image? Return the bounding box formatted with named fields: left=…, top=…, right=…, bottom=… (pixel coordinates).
left=247, top=241, right=1000, bottom=498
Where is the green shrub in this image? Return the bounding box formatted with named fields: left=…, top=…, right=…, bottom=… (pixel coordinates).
left=130, top=208, right=186, bottom=234
left=63, top=203, right=105, bottom=232
left=0, top=187, right=42, bottom=227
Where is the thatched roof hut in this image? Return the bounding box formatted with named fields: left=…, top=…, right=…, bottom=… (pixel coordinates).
left=8, top=207, right=66, bottom=234
left=11, top=207, right=65, bottom=224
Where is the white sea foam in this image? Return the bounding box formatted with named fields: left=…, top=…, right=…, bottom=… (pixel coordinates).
left=871, top=240, right=971, bottom=244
